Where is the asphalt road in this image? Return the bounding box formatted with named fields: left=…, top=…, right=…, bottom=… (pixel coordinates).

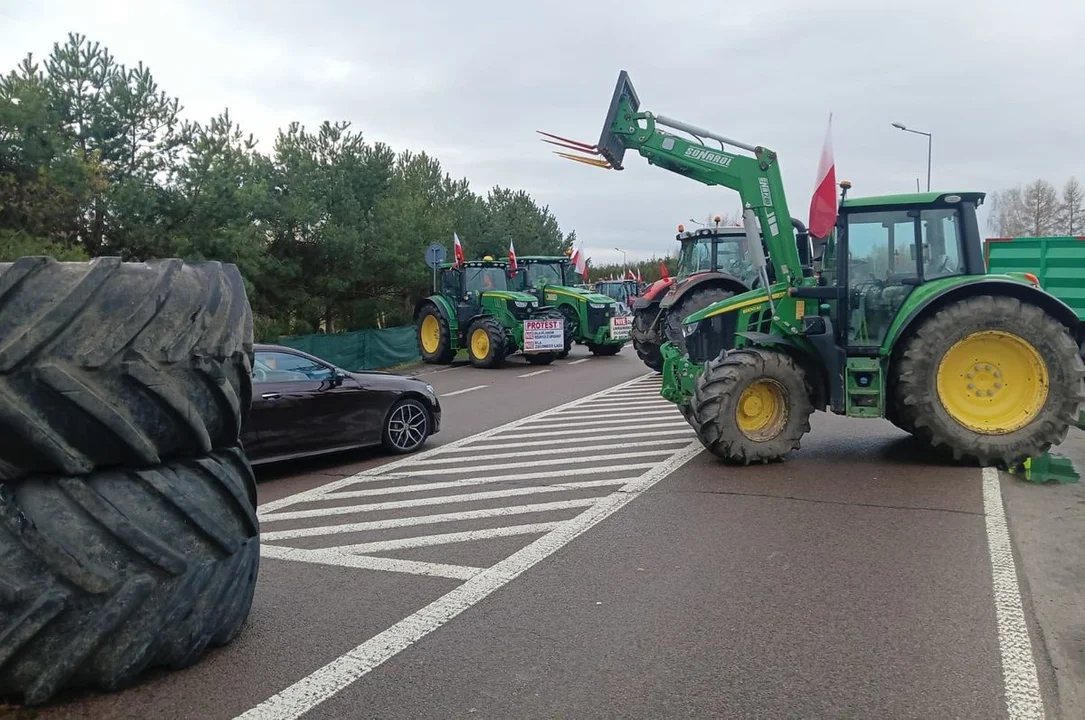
left=14, top=343, right=1085, bottom=720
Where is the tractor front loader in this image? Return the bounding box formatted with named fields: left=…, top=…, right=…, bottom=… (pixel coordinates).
left=415, top=257, right=567, bottom=368
left=509, top=256, right=628, bottom=357
left=542, top=70, right=1085, bottom=468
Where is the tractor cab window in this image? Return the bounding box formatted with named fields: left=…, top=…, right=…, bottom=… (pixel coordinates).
left=921, top=209, right=963, bottom=280
left=843, top=209, right=920, bottom=348
left=465, top=266, right=508, bottom=293
left=440, top=268, right=460, bottom=295
left=524, top=263, right=564, bottom=287
left=714, top=238, right=751, bottom=276
left=678, top=241, right=713, bottom=276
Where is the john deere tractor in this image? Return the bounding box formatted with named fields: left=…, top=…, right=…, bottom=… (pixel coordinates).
left=509, top=256, right=628, bottom=357
left=415, top=257, right=567, bottom=368
left=543, top=70, right=1085, bottom=467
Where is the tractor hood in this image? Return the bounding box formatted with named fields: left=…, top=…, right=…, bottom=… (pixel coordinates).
left=479, top=290, right=540, bottom=304
left=536, top=284, right=615, bottom=305
left=682, top=286, right=788, bottom=325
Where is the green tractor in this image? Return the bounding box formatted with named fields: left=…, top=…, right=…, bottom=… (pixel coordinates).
left=543, top=70, right=1085, bottom=467
left=415, top=257, right=568, bottom=368
left=509, top=255, right=629, bottom=357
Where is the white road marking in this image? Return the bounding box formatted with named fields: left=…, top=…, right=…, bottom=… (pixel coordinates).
left=259, top=480, right=634, bottom=522
left=236, top=441, right=703, bottom=720
left=492, top=421, right=686, bottom=441
left=333, top=521, right=564, bottom=554
left=408, top=438, right=690, bottom=465
left=537, top=408, right=678, bottom=421
left=442, top=385, right=488, bottom=397
left=261, top=499, right=598, bottom=541
left=518, top=369, right=553, bottom=378
left=518, top=415, right=685, bottom=429
left=444, top=428, right=694, bottom=452
left=261, top=545, right=480, bottom=580
left=568, top=358, right=589, bottom=365
left=981, top=466, right=1045, bottom=720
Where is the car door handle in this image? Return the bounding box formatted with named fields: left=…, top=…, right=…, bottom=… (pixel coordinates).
left=261, top=392, right=281, bottom=400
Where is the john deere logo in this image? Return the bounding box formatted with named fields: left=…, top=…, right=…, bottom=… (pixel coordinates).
left=683, top=147, right=733, bottom=167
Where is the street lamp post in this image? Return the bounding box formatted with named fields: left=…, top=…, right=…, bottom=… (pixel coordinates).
left=891, top=122, right=931, bottom=192
left=614, top=247, right=627, bottom=274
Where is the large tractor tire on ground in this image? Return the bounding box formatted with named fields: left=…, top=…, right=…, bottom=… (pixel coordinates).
left=0, top=256, right=253, bottom=481
left=0, top=447, right=260, bottom=706
left=664, top=286, right=738, bottom=355
left=631, top=307, right=664, bottom=372
left=466, top=316, right=508, bottom=369
left=690, top=347, right=814, bottom=465
left=893, top=295, right=1085, bottom=467
left=416, top=303, right=455, bottom=364
left=586, top=342, right=621, bottom=356
left=555, top=305, right=578, bottom=359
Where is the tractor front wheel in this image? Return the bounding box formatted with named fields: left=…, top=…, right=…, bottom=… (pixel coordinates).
left=466, top=317, right=508, bottom=369
left=664, top=286, right=737, bottom=355
left=524, top=352, right=556, bottom=365
left=587, top=343, right=621, bottom=356
left=632, top=306, right=664, bottom=372
left=690, top=347, right=813, bottom=465
left=893, top=295, right=1085, bottom=467
left=417, top=304, right=455, bottom=364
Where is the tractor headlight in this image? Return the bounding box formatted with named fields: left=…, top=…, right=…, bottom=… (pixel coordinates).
left=682, top=320, right=700, bottom=337
left=514, top=301, right=529, bottom=308
left=588, top=302, right=606, bottom=309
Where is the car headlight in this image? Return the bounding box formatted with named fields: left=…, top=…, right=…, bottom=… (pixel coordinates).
left=682, top=320, right=700, bottom=337
left=425, top=384, right=435, bottom=395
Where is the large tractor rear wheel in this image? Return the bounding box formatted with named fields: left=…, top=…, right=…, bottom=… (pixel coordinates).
left=894, top=295, right=1085, bottom=467
left=466, top=317, right=508, bottom=369
left=690, top=347, right=813, bottom=465
left=631, top=306, right=664, bottom=372
left=664, top=286, right=738, bottom=355
left=417, top=304, right=455, bottom=364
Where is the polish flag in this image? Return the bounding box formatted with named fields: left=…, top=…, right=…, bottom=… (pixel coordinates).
left=573, top=242, right=588, bottom=280
left=808, top=114, right=838, bottom=239
left=508, top=240, right=517, bottom=269
left=453, top=232, right=465, bottom=266
left=659, top=260, right=670, bottom=280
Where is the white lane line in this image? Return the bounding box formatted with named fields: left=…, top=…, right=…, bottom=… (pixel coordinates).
left=981, top=466, right=1044, bottom=720
left=518, top=369, right=552, bottom=378
left=386, top=450, right=672, bottom=477
left=575, top=398, right=667, bottom=409
left=490, top=421, right=688, bottom=441
left=409, top=439, right=690, bottom=465
left=440, top=429, right=695, bottom=452
left=260, top=545, right=480, bottom=580
left=259, top=479, right=633, bottom=521
left=256, top=374, right=655, bottom=515
left=313, top=463, right=659, bottom=500
left=568, top=358, right=589, bottom=365
left=235, top=441, right=704, bottom=720
left=261, top=499, right=599, bottom=541
left=519, top=415, right=685, bottom=429
left=442, top=385, right=488, bottom=397
left=542, top=408, right=677, bottom=421
left=333, top=522, right=564, bottom=554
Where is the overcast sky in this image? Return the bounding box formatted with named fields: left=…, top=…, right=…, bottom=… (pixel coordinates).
left=2, top=0, right=1082, bottom=266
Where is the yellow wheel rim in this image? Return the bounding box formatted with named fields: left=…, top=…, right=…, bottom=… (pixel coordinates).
left=935, top=330, right=1049, bottom=434
left=735, top=379, right=789, bottom=441
left=420, top=314, right=441, bottom=354
left=470, top=328, right=490, bottom=359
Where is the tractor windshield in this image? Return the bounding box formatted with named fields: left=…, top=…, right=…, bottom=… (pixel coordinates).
left=524, top=263, right=565, bottom=287
left=678, top=237, right=749, bottom=278
left=465, top=266, right=509, bottom=293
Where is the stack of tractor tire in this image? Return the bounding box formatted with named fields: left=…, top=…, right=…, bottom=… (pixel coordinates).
left=0, top=256, right=260, bottom=706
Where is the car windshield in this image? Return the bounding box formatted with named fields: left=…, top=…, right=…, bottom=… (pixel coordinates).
left=465, top=266, right=508, bottom=293
left=524, top=263, right=565, bottom=286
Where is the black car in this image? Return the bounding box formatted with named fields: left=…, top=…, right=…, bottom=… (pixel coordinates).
left=241, top=343, right=441, bottom=465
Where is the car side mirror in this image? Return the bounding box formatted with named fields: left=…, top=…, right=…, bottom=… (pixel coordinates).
left=330, top=369, right=347, bottom=387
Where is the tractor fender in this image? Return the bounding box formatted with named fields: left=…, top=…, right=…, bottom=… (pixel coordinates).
left=415, top=294, right=456, bottom=323
left=634, top=278, right=675, bottom=308
left=658, top=273, right=751, bottom=311
left=885, top=277, right=1082, bottom=359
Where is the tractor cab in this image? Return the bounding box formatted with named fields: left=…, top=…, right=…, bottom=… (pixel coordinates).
left=510, top=256, right=572, bottom=292
left=594, top=279, right=640, bottom=307
left=674, top=225, right=762, bottom=286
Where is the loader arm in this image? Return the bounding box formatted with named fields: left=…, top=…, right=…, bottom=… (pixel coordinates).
left=540, top=71, right=804, bottom=288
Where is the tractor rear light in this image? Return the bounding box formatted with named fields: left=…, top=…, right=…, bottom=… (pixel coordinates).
left=1024, top=272, right=1040, bottom=286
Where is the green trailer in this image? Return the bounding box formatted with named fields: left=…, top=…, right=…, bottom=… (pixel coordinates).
left=509, top=256, right=629, bottom=357
left=985, top=235, right=1085, bottom=428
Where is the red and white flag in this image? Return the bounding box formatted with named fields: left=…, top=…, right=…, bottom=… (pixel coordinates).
left=573, top=242, right=588, bottom=280
left=508, top=240, right=517, bottom=269
left=453, top=232, right=465, bottom=266
left=808, top=114, right=838, bottom=240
